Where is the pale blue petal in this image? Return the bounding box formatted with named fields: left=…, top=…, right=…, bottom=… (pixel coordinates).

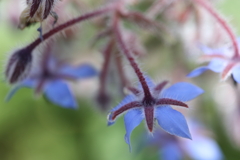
left=161, top=82, right=204, bottom=102
left=60, top=64, right=97, bottom=79
left=5, top=79, right=36, bottom=101
left=160, top=143, right=182, bottom=160
left=199, top=45, right=225, bottom=55
left=199, top=45, right=216, bottom=54
left=46, top=54, right=58, bottom=71
left=187, top=59, right=225, bottom=78
left=183, top=136, right=223, bottom=160
left=44, top=80, right=78, bottom=109
left=232, top=65, right=240, bottom=83
left=187, top=66, right=209, bottom=78
left=207, top=59, right=225, bottom=73
left=107, top=116, right=116, bottom=126
left=124, top=108, right=144, bottom=151
left=155, top=106, right=191, bottom=139
left=19, top=79, right=37, bottom=87
left=144, top=76, right=155, bottom=88
left=110, top=95, right=136, bottom=112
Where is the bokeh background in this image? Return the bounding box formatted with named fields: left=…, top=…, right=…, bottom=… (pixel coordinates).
left=0, top=0, right=240, bottom=160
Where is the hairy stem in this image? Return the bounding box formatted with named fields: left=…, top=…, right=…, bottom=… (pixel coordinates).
left=113, top=14, right=153, bottom=100
left=194, top=0, right=239, bottom=58
left=26, top=5, right=113, bottom=51
left=99, top=39, right=115, bottom=95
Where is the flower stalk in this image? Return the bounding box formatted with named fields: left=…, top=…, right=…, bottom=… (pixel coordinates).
left=194, top=0, right=239, bottom=58
left=27, top=5, right=114, bottom=52
left=113, top=14, right=153, bottom=101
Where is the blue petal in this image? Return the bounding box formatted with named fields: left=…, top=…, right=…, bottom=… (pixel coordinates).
left=183, top=136, right=223, bottom=160
left=48, top=56, right=56, bottom=68
left=60, top=63, right=97, bottom=79
left=207, top=59, right=225, bottom=73
left=161, top=82, right=204, bottom=102
left=110, top=95, right=136, bottom=112
left=199, top=45, right=225, bottom=55
left=155, top=106, right=191, bottom=139
left=124, top=108, right=144, bottom=151
left=187, top=66, right=209, bottom=78
left=144, top=76, right=155, bottom=88
left=160, top=143, right=182, bottom=160
left=5, top=79, right=36, bottom=101
left=19, top=79, right=37, bottom=87
left=44, top=80, right=78, bottom=109
left=108, top=95, right=136, bottom=126
left=232, top=65, right=240, bottom=83
left=187, top=59, right=225, bottom=78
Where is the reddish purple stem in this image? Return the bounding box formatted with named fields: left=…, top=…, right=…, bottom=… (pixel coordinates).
left=26, top=5, right=113, bottom=51
left=113, top=14, right=153, bottom=101
left=99, top=39, right=115, bottom=92
left=194, top=0, right=239, bottom=58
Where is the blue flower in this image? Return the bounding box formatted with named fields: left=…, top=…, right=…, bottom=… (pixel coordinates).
left=144, top=121, right=223, bottom=160
left=187, top=44, right=240, bottom=82
left=107, top=77, right=204, bottom=151
left=6, top=53, right=97, bottom=109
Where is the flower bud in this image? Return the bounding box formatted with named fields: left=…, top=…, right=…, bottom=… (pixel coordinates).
left=18, top=0, right=56, bottom=29
left=5, top=48, right=32, bottom=84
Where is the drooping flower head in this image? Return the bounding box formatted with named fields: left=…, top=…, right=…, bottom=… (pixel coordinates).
left=6, top=47, right=97, bottom=109
left=144, top=120, right=223, bottom=160
left=187, top=43, right=240, bottom=83
left=5, top=47, right=33, bottom=84
left=107, top=76, right=204, bottom=151
left=187, top=0, right=240, bottom=83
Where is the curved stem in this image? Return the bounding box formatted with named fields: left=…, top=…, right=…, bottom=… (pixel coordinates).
left=113, top=14, right=153, bottom=100
left=26, top=5, right=113, bottom=51
left=99, top=39, right=115, bottom=92
left=194, top=0, right=239, bottom=58
left=96, top=39, right=115, bottom=109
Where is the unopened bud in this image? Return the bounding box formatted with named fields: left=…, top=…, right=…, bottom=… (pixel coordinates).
left=18, top=0, right=57, bottom=29
left=5, top=48, right=32, bottom=84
